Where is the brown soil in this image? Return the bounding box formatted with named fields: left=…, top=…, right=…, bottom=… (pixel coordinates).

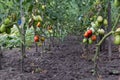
left=0, top=35, right=120, bottom=80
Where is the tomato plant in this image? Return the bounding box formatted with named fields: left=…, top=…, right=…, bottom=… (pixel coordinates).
left=0, top=0, right=120, bottom=77
left=81, top=0, right=120, bottom=76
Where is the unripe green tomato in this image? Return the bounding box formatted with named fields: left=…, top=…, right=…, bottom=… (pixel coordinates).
left=97, top=28, right=105, bottom=35
left=0, top=24, right=6, bottom=33
left=42, top=5, right=45, bottom=10
left=115, top=28, right=120, bottom=35
left=88, top=38, right=93, bottom=44
left=97, top=16, right=103, bottom=23
left=4, top=18, right=11, bottom=25
left=83, top=38, right=87, bottom=43
left=114, top=0, right=120, bottom=7
left=95, top=21, right=100, bottom=27
left=103, top=19, right=108, bottom=26
left=114, top=35, right=120, bottom=45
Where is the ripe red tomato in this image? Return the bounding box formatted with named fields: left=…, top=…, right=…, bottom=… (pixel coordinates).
left=84, top=32, right=89, bottom=38
left=91, top=35, right=97, bottom=41
left=34, top=35, right=39, bottom=42
left=87, top=30, right=92, bottom=37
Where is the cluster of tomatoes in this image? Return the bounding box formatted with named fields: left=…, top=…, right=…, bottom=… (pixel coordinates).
left=28, top=14, right=45, bottom=43
left=82, top=15, right=108, bottom=44
left=34, top=25, right=53, bottom=43
left=34, top=35, right=45, bottom=43
left=33, top=25, right=53, bottom=44
left=0, top=17, right=13, bottom=34
left=83, top=29, right=97, bottom=44
left=28, top=13, right=47, bottom=43
left=113, top=0, right=120, bottom=45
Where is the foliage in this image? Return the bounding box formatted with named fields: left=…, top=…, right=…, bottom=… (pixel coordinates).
left=0, top=0, right=119, bottom=49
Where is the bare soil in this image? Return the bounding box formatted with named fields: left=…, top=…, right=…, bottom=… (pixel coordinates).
left=0, top=35, right=120, bottom=80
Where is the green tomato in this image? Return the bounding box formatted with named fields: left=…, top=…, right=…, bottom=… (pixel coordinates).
left=4, top=18, right=11, bottom=25
left=97, top=16, right=103, bottom=23
left=42, top=5, right=45, bottom=10
left=0, top=24, right=6, bottom=33
left=95, top=21, right=100, bottom=27
left=88, top=38, right=93, bottom=44
left=114, top=0, right=120, bottom=7
left=103, top=19, right=108, bottom=26
left=98, top=28, right=105, bottom=35
left=114, top=35, right=120, bottom=45
left=83, top=38, right=87, bottom=43
left=115, top=28, right=120, bottom=35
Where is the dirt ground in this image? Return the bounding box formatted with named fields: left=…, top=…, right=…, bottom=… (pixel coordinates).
left=0, top=35, right=120, bottom=80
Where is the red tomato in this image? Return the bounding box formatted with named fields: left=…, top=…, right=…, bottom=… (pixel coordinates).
left=84, top=32, right=89, bottom=38
left=34, top=35, right=39, bottom=42
left=87, top=30, right=92, bottom=37
left=91, top=35, right=97, bottom=41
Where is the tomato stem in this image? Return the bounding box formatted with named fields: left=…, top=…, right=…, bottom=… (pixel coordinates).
left=92, top=13, right=120, bottom=76
left=97, top=31, right=113, bottom=46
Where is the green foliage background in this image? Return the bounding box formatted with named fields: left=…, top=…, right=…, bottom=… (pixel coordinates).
left=0, top=0, right=117, bottom=48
